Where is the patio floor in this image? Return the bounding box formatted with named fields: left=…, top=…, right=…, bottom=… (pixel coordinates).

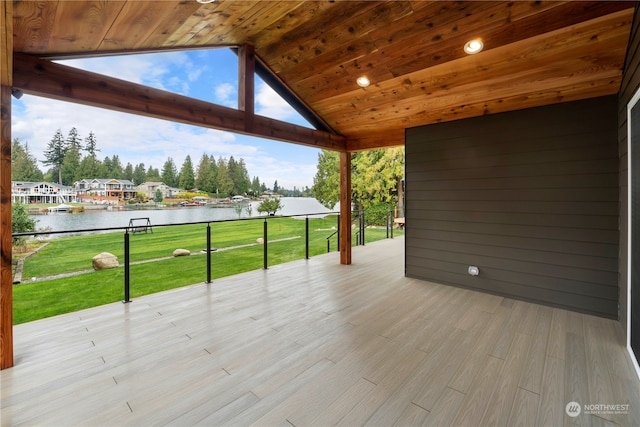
left=2, top=237, right=639, bottom=426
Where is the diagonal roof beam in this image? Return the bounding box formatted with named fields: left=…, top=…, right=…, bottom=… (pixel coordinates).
left=12, top=53, right=346, bottom=152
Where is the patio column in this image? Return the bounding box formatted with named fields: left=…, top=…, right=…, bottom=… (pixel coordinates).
left=0, top=0, right=14, bottom=369
left=339, top=151, right=352, bottom=265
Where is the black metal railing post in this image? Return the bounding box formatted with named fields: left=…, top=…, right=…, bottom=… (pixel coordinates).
left=123, top=231, right=131, bottom=303
left=305, top=216, right=309, bottom=259
left=386, top=212, right=390, bottom=239
left=360, top=210, right=365, bottom=246
left=263, top=218, right=268, bottom=269
left=337, top=214, right=340, bottom=251
left=390, top=209, right=394, bottom=239
left=206, top=223, right=212, bottom=283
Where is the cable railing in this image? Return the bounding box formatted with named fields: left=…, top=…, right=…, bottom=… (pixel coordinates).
left=325, top=209, right=397, bottom=252
left=11, top=210, right=403, bottom=324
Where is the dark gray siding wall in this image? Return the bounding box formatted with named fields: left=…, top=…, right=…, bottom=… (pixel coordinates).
left=618, top=5, right=640, bottom=335
left=406, top=96, right=619, bottom=318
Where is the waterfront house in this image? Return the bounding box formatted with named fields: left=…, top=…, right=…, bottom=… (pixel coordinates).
left=11, top=181, right=77, bottom=205
left=74, top=178, right=137, bottom=201
left=135, top=181, right=179, bottom=200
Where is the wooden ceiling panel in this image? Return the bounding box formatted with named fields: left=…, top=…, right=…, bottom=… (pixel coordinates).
left=314, top=8, right=632, bottom=135
left=100, top=1, right=187, bottom=51
left=10, top=0, right=636, bottom=151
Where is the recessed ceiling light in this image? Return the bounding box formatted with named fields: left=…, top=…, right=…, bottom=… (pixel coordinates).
left=356, top=76, right=370, bottom=88
left=464, top=39, right=484, bottom=54
left=196, top=0, right=216, bottom=3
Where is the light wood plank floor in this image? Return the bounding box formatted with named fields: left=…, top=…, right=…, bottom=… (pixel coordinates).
left=2, top=237, right=639, bottom=426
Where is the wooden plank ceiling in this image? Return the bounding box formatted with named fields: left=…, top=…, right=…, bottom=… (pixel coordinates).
left=11, top=0, right=636, bottom=151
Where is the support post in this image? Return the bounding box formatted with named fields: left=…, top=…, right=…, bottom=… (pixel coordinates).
left=206, top=224, right=211, bottom=283
left=238, top=44, right=255, bottom=132
left=123, top=232, right=131, bottom=303
left=1, top=0, right=14, bottom=369
left=339, top=152, right=352, bottom=264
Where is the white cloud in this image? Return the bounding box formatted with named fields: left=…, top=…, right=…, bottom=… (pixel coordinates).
left=255, top=82, right=300, bottom=121
left=243, top=153, right=317, bottom=190
left=215, top=83, right=236, bottom=105
left=59, top=51, right=196, bottom=96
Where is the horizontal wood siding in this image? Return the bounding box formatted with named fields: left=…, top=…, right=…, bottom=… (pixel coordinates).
left=618, top=4, right=640, bottom=338
left=406, top=96, right=619, bottom=318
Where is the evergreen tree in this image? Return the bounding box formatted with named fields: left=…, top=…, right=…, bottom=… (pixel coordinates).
left=250, top=176, right=261, bottom=196
left=132, top=163, right=146, bottom=185
left=146, top=166, right=161, bottom=181
left=161, top=157, right=179, bottom=187
left=42, top=129, right=66, bottom=184
left=66, top=127, right=83, bottom=151
left=76, top=132, right=101, bottom=179
left=84, top=132, right=100, bottom=157
left=215, top=156, right=233, bottom=196
left=178, top=155, right=195, bottom=190
left=123, top=163, right=134, bottom=181
left=273, top=180, right=279, bottom=193
left=77, top=155, right=102, bottom=180
left=102, top=156, right=114, bottom=178
left=111, top=155, right=124, bottom=179
left=195, top=154, right=215, bottom=193
left=11, top=139, right=43, bottom=181
left=61, top=143, right=81, bottom=185
left=235, top=158, right=251, bottom=195
left=209, top=155, right=219, bottom=191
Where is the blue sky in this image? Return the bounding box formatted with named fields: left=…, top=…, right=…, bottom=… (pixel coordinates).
left=11, top=49, right=321, bottom=189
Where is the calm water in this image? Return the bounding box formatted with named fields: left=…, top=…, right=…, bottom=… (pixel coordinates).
left=31, top=197, right=335, bottom=236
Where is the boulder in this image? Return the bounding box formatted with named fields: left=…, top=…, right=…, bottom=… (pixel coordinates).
left=92, top=252, right=119, bottom=270
left=173, top=248, right=191, bottom=257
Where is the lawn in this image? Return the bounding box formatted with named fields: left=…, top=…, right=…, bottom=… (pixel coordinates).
left=14, top=216, right=402, bottom=324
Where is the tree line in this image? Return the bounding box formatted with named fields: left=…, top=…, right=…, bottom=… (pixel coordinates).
left=10, top=128, right=308, bottom=197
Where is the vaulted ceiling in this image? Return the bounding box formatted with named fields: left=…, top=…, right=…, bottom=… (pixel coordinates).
left=10, top=0, right=636, bottom=152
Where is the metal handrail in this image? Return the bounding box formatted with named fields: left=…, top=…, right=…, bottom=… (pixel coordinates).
left=11, top=210, right=340, bottom=237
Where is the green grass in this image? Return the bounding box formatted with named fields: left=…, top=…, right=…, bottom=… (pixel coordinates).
left=14, top=216, right=402, bottom=324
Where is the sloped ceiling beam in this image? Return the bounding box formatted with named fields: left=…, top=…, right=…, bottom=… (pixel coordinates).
left=12, top=53, right=346, bottom=152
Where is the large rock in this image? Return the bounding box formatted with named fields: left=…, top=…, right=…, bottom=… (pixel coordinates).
left=173, top=248, right=191, bottom=257
left=92, top=252, right=119, bottom=270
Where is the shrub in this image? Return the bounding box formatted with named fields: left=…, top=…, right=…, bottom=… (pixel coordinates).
left=363, top=202, right=394, bottom=226
left=12, top=202, right=36, bottom=245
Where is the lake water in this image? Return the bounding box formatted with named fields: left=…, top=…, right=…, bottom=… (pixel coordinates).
left=31, top=197, right=336, bottom=235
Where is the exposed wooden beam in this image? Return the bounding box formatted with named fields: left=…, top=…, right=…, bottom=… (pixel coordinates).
left=339, top=151, right=352, bottom=265
left=0, top=0, right=14, bottom=370
left=12, top=53, right=346, bottom=152
left=346, top=130, right=405, bottom=152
